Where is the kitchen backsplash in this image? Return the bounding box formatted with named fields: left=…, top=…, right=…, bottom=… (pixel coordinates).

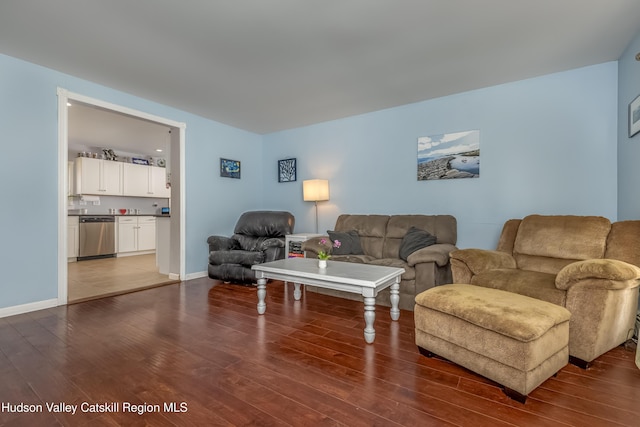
left=68, top=195, right=169, bottom=215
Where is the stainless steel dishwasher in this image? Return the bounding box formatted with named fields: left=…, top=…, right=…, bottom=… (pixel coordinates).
left=78, top=216, right=116, bottom=260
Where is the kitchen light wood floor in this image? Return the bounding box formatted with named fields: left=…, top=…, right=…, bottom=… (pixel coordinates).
left=2, top=278, right=638, bottom=426
left=67, top=254, right=176, bottom=303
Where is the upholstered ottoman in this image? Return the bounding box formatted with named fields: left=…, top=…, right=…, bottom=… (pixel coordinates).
left=414, top=284, right=570, bottom=403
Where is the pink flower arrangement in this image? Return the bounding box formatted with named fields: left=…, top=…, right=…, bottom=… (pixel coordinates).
left=318, top=238, right=341, bottom=260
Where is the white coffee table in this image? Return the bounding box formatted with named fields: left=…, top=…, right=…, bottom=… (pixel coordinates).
left=251, top=258, right=405, bottom=343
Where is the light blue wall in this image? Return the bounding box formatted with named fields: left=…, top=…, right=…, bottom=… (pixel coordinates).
left=0, top=52, right=623, bottom=311
left=183, top=119, right=263, bottom=273
left=263, top=63, right=619, bottom=249
left=618, top=28, right=640, bottom=220
left=0, top=53, right=262, bottom=309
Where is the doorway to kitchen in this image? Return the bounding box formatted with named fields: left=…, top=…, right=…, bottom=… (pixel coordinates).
left=57, top=89, right=186, bottom=304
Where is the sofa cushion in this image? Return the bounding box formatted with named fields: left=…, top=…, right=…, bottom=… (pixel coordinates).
left=605, top=220, right=640, bottom=267
left=334, top=214, right=389, bottom=258
left=510, top=254, right=582, bottom=276
left=513, top=215, right=610, bottom=273
left=383, top=215, right=457, bottom=258
left=327, top=230, right=364, bottom=255
left=471, top=268, right=566, bottom=306
left=399, top=227, right=437, bottom=261
left=331, top=254, right=374, bottom=264
left=369, top=258, right=415, bottom=280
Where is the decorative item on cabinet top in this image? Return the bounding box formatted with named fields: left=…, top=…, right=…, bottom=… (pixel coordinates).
left=102, top=148, right=117, bottom=161
left=75, top=148, right=166, bottom=167
left=132, top=157, right=150, bottom=165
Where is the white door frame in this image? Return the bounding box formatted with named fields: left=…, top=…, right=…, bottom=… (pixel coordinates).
left=56, top=88, right=186, bottom=304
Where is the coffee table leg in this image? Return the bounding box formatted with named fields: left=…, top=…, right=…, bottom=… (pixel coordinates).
left=293, top=282, right=302, bottom=300
left=257, top=278, right=267, bottom=314
left=363, top=296, right=376, bottom=343
left=390, top=282, right=400, bottom=321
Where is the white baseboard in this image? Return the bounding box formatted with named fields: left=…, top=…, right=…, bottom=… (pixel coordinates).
left=184, top=271, right=207, bottom=281
left=0, top=298, right=59, bottom=319
left=117, top=250, right=155, bottom=258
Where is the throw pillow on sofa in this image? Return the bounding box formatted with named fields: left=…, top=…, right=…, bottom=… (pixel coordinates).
left=399, top=226, right=437, bottom=261
left=327, top=230, right=364, bottom=255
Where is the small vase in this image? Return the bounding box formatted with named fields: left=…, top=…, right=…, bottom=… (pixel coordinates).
left=318, top=259, right=327, bottom=269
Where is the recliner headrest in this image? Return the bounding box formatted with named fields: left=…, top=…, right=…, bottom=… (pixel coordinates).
left=234, top=211, right=295, bottom=237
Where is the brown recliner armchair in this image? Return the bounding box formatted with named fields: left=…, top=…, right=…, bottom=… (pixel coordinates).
left=207, top=211, right=294, bottom=284
left=450, top=214, right=640, bottom=368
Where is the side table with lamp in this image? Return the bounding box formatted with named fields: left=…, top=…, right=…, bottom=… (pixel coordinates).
left=285, top=233, right=322, bottom=259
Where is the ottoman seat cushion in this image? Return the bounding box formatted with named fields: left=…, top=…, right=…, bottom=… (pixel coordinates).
left=415, top=284, right=570, bottom=342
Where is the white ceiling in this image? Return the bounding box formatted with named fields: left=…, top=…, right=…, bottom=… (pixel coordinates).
left=2, top=1, right=640, bottom=135
left=67, top=102, right=171, bottom=158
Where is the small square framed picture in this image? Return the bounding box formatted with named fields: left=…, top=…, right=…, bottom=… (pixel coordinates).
left=278, top=158, right=296, bottom=182
left=629, top=94, right=640, bottom=138
left=220, top=158, right=241, bottom=179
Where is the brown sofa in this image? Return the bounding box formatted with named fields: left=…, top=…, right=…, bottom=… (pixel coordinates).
left=450, top=214, right=640, bottom=367
left=302, top=214, right=457, bottom=310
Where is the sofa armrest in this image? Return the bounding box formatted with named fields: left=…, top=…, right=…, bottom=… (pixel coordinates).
left=407, top=243, right=457, bottom=267
left=450, top=249, right=517, bottom=272
left=207, top=235, right=239, bottom=252
left=259, top=237, right=285, bottom=251
left=450, top=249, right=516, bottom=283
left=556, top=259, right=640, bottom=290
left=301, top=236, right=329, bottom=258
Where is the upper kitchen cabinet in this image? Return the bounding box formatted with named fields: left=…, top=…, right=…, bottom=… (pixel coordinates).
left=74, top=157, right=123, bottom=196
left=123, top=163, right=171, bottom=198
left=150, top=166, right=171, bottom=198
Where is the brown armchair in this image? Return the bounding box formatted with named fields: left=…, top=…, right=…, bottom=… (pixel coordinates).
left=450, top=215, right=640, bottom=368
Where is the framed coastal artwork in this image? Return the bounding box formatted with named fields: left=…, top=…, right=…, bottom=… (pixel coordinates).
left=629, top=95, right=640, bottom=138
left=417, top=130, right=480, bottom=180
left=278, top=158, right=297, bottom=182
left=220, top=158, right=241, bottom=179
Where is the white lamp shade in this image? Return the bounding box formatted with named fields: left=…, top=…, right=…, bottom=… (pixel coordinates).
left=303, top=179, right=330, bottom=202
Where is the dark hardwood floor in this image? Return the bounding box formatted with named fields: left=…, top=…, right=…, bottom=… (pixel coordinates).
left=1, top=277, right=639, bottom=426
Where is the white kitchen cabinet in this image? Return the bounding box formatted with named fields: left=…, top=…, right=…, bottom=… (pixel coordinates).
left=117, top=216, right=156, bottom=254
left=123, top=163, right=170, bottom=198
left=122, top=163, right=148, bottom=197
left=75, top=157, right=123, bottom=196
left=137, top=216, right=157, bottom=251
left=117, top=217, right=138, bottom=253
left=67, top=216, right=79, bottom=260
left=150, top=166, right=171, bottom=198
